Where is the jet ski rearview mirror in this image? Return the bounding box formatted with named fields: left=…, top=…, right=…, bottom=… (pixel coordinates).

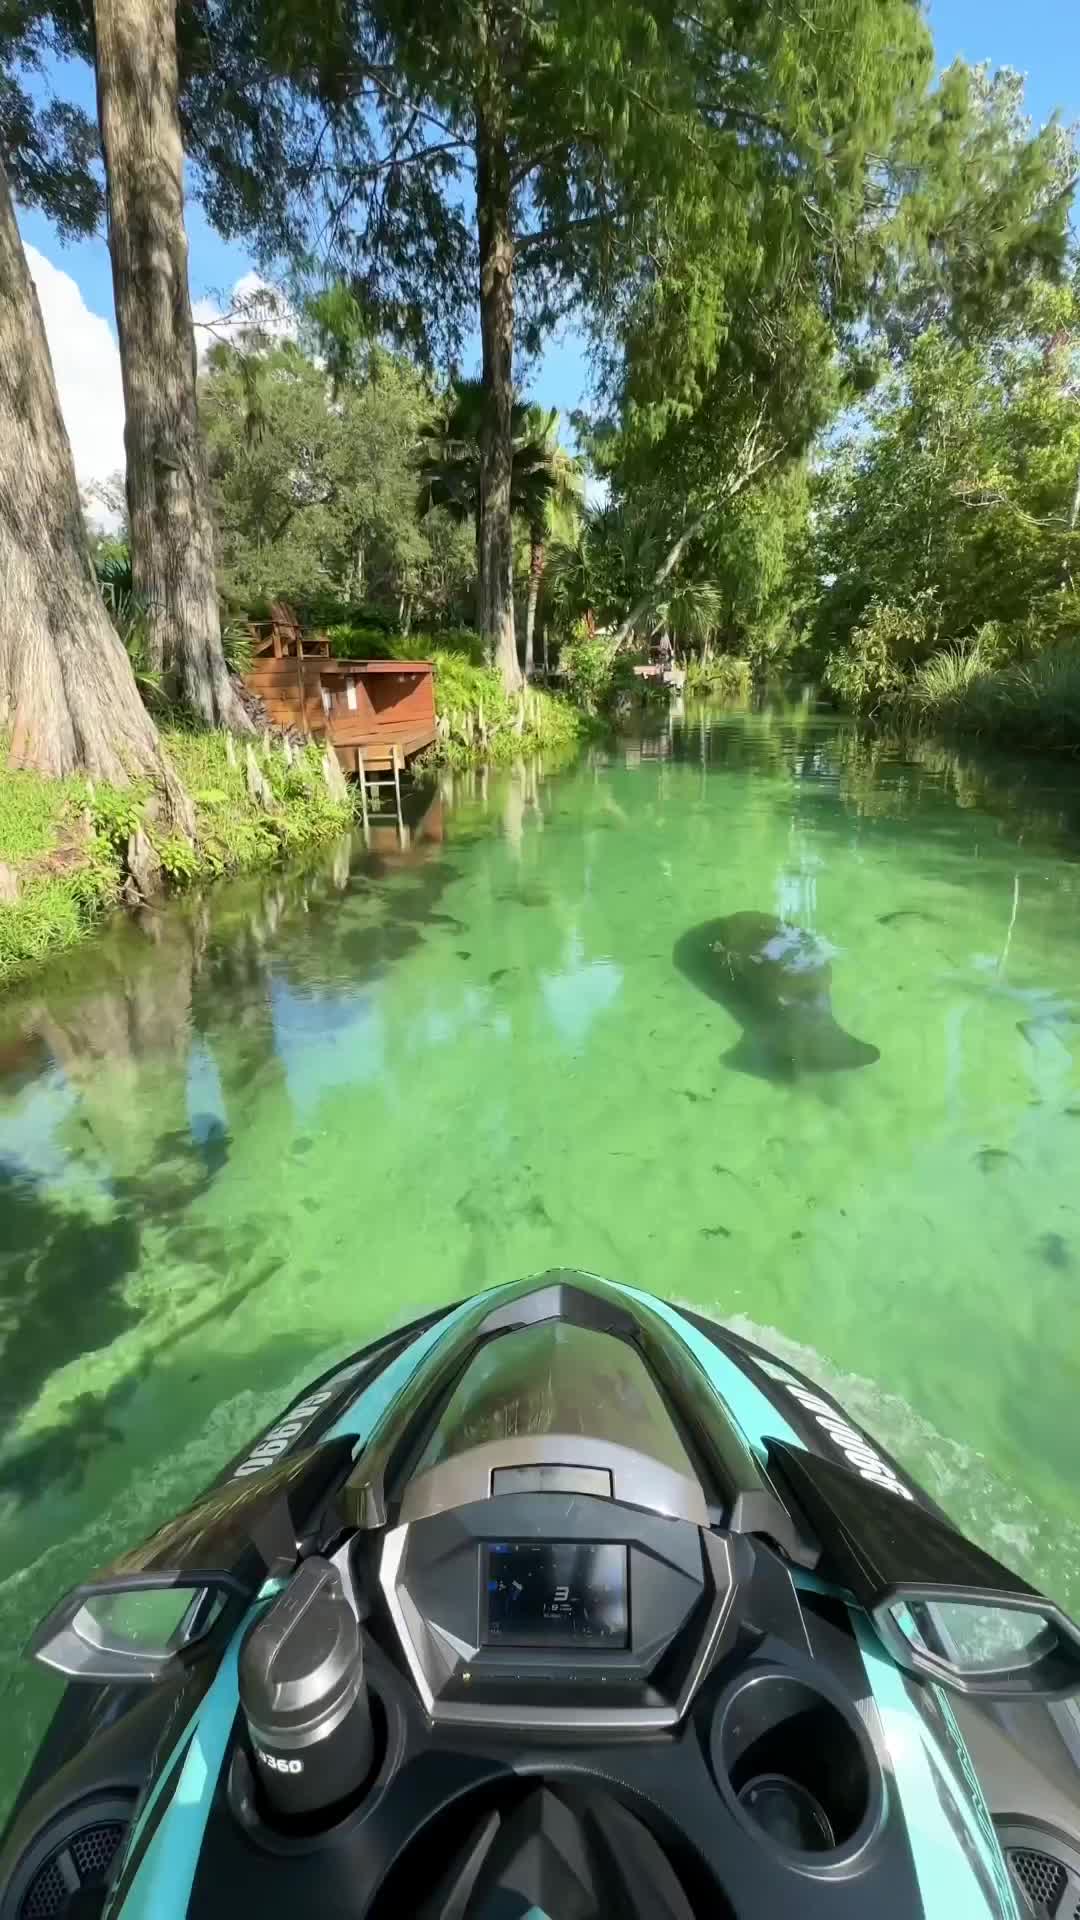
left=25, top=1437, right=357, bottom=1684
left=873, top=1590, right=1080, bottom=1698
left=765, top=1437, right=1080, bottom=1699
left=28, top=1576, right=235, bottom=1682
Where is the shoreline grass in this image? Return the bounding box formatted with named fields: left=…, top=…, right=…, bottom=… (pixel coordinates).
left=0, top=728, right=352, bottom=990
left=903, top=647, right=1080, bottom=754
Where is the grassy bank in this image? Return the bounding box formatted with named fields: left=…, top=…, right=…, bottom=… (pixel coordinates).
left=824, top=599, right=1080, bottom=754
left=423, top=650, right=591, bottom=768
left=0, top=631, right=595, bottom=988
left=901, top=646, right=1080, bottom=753
left=0, top=728, right=351, bottom=989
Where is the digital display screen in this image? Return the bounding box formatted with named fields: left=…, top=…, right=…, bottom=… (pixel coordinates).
left=483, top=1542, right=629, bottom=1649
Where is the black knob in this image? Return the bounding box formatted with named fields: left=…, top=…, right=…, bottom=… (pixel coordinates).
left=238, top=1556, right=374, bottom=1822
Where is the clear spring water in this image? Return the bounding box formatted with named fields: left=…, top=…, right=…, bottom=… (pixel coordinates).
left=1, top=700, right=1079, bottom=1813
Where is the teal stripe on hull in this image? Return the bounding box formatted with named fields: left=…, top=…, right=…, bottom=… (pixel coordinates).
left=852, top=1615, right=1015, bottom=1918
left=609, top=1284, right=802, bottom=1456
left=117, top=1630, right=247, bottom=1920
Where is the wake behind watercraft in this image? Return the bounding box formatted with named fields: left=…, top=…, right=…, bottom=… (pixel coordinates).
left=2, top=1271, right=1079, bottom=1919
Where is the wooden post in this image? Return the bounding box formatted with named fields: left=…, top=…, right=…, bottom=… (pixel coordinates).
left=296, top=654, right=309, bottom=738
left=357, top=748, right=370, bottom=840
left=392, top=743, right=403, bottom=830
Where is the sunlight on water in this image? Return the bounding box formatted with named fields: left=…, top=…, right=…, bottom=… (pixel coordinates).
left=1, top=700, right=1079, bottom=1810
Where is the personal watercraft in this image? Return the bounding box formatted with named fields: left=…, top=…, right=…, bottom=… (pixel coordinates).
left=2, top=1271, right=1079, bottom=1919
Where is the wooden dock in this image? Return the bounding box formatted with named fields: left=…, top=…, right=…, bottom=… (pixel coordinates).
left=632, top=662, right=686, bottom=692
left=243, top=606, right=437, bottom=781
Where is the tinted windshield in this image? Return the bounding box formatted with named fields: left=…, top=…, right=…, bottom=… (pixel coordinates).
left=414, top=1323, right=695, bottom=1476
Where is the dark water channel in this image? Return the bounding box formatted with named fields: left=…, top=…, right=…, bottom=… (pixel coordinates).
left=1, top=700, right=1079, bottom=1811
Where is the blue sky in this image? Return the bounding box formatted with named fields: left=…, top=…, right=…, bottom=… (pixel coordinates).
left=16, top=0, right=1079, bottom=498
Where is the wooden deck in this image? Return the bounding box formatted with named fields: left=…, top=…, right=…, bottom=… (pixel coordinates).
left=243, top=654, right=437, bottom=774
left=633, top=662, right=686, bottom=691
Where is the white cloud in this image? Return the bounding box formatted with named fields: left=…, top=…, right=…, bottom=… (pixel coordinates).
left=26, top=245, right=126, bottom=505
left=191, top=271, right=295, bottom=359
left=22, top=254, right=293, bottom=530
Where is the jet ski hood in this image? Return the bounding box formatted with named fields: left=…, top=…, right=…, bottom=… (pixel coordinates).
left=4, top=1270, right=1080, bottom=1920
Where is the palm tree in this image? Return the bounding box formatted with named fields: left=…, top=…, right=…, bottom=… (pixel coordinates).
left=418, top=382, right=581, bottom=671
left=517, top=405, right=583, bottom=673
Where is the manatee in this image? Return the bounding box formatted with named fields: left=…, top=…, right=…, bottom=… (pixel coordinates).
left=673, top=911, right=880, bottom=1080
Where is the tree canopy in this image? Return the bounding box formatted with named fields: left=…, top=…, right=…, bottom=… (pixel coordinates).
left=810, top=277, right=1080, bottom=705
left=162, top=0, right=1068, bottom=684
left=201, top=335, right=478, bottom=624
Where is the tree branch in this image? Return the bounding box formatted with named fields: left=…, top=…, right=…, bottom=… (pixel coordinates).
left=515, top=214, right=607, bottom=259
left=613, top=428, right=790, bottom=645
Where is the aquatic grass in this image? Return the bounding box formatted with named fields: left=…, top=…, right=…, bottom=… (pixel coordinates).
left=0, top=869, right=117, bottom=986
left=905, top=646, right=1080, bottom=752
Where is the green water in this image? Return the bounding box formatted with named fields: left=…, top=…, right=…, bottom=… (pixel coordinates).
left=2, top=701, right=1080, bottom=1810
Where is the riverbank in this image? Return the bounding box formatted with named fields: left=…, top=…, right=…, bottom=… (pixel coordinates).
left=0, top=727, right=352, bottom=989
left=0, top=663, right=593, bottom=989
left=901, top=646, right=1080, bottom=754
left=825, top=631, right=1080, bottom=756
left=420, top=651, right=591, bottom=769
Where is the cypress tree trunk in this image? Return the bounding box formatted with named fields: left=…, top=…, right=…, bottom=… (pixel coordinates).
left=93, top=0, right=251, bottom=731
left=524, top=529, right=544, bottom=675
left=475, top=106, right=521, bottom=693
left=0, top=155, right=191, bottom=819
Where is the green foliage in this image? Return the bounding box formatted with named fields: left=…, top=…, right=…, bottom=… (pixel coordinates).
left=1, top=8, right=100, bottom=237
left=0, top=728, right=353, bottom=987
left=906, top=644, right=991, bottom=712
left=324, top=623, right=398, bottom=659
left=425, top=652, right=588, bottom=767
left=0, top=756, right=82, bottom=865
left=324, top=622, right=485, bottom=666
left=684, top=656, right=752, bottom=700
left=92, top=538, right=133, bottom=595
left=557, top=633, right=625, bottom=717
left=815, top=298, right=1080, bottom=650
left=814, top=281, right=1080, bottom=725
left=154, top=833, right=200, bottom=883
left=86, top=782, right=146, bottom=848
left=824, top=597, right=942, bottom=714
left=220, top=618, right=254, bottom=675
left=91, top=540, right=161, bottom=699
left=418, top=380, right=581, bottom=547
left=200, top=340, right=475, bottom=629
left=0, top=749, right=118, bottom=987
left=290, top=596, right=397, bottom=635
left=163, top=729, right=351, bottom=876
left=0, top=869, right=114, bottom=988
left=905, top=647, right=1080, bottom=752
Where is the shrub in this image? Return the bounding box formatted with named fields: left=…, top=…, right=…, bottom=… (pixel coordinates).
left=824, top=596, right=940, bottom=713
left=684, top=655, right=752, bottom=699
left=326, top=623, right=484, bottom=665
left=906, top=642, right=988, bottom=714
left=556, top=628, right=638, bottom=715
